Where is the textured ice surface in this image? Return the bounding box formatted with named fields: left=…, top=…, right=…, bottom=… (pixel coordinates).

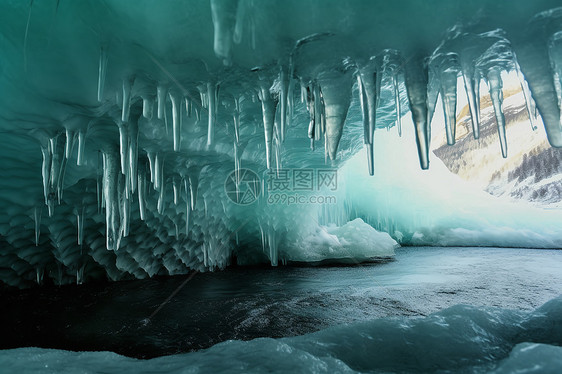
left=2, top=0, right=562, bottom=286
left=1, top=295, right=561, bottom=373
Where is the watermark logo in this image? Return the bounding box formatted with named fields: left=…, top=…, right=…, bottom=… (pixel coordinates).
left=224, top=168, right=261, bottom=205
left=225, top=168, right=338, bottom=205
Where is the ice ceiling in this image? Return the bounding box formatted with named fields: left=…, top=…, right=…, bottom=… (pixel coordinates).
left=1, top=0, right=562, bottom=287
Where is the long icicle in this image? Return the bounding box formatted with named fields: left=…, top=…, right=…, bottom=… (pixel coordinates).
left=97, top=46, right=108, bottom=102
left=487, top=68, right=508, bottom=158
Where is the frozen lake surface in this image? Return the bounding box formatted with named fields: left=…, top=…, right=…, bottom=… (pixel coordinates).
left=1, top=246, right=560, bottom=362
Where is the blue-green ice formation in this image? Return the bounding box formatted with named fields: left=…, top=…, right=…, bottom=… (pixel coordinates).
left=2, top=295, right=562, bottom=373
left=2, top=0, right=562, bottom=287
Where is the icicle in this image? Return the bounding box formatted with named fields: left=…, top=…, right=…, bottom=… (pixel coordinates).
left=157, top=180, right=165, bottom=215
left=169, top=91, right=182, bottom=151
left=64, top=129, right=75, bottom=159
left=34, top=206, right=41, bottom=246
left=147, top=151, right=156, bottom=184
left=487, top=68, right=508, bottom=158
left=233, top=97, right=241, bottom=143
left=357, top=75, right=370, bottom=144
left=128, top=119, right=139, bottom=193
left=56, top=152, right=68, bottom=203
left=40, top=145, right=51, bottom=205
left=258, top=80, right=277, bottom=169
left=207, top=82, right=217, bottom=146
left=102, top=151, right=119, bottom=250
left=306, top=86, right=315, bottom=139
left=514, top=59, right=538, bottom=131
left=173, top=178, right=180, bottom=205
left=393, top=74, right=402, bottom=137
left=154, top=153, right=163, bottom=190
left=142, top=95, right=154, bottom=119
left=438, top=58, right=459, bottom=145
left=313, top=84, right=323, bottom=140
left=319, top=71, right=352, bottom=160
left=461, top=63, right=481, bottom=139
left=97, top=46, right=108, bottom=102
left=77, top=129, right=86, bottom=166
left=122, top=194, right=130, bottom=237
left=404, top=55, right=430, bottom=170
left=138, top=170, right=146, bottom=221
left=366, top=142, right=374, bottom=176
left=122, top=77, right=134, bottom=123
left=188, top=174, right=198, bottom=210
left=358, top=63, right=382, bottom=145
left=77, top=206, right=84, bottom=246
left=279, top=67, right=289, bottom=142
left=182, top=98, right=190, bottom=119
left=157, top=84, right=167, bottom=120
left=184, top=179, right=191, bottom=235
left=97, top=151, right=103, bottom=213
left=117, top=124, right=128, bottom=175
left=210, top=0, right=240, bottom=65
left=233, top=0, right=245, bottom=44
left=516, top=30, right=562, bottom=146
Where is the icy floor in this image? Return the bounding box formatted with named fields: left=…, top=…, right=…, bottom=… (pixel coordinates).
left=1, top=246, right=561, bottom=362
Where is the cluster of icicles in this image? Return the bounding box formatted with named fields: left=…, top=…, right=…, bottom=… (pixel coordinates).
left=36, top=5, right=562, bottom=259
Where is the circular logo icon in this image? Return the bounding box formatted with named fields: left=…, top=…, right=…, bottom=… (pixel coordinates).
left=224, top=168, right=261, bottom=205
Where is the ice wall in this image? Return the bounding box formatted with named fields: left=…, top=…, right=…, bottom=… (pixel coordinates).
left=1, top=0, right=562, bottom=286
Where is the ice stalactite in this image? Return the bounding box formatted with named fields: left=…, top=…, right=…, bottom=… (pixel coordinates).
left=40, top=144, right=51, bottom=206
left=319, top=71, right=352, bottom=160
left=183, top=178, right=191, bottom=235
left=97, top=152, right=103, bottom=214
left=434, top=53, right=460, bottom=145
left=487, top=68, right=508, bottom=158
left=185, top=97, right=193, bottom=118
left=157, top=84, right=167, bottom=120
left=460, top=58, right=481, bottom=139
left=207, top=82, right=219, bottom=146
left=258, top=79, right=278, bottom=169
left=306, top=85, right=315, bottom=140
left=122, top=189, right=131, bottom=237
left=279, top=66, right=289, bottom=142
left=169, top=91, right=182, bottom=151
left=142, top=95, right=155, bottom=119
left=34, top=206, right=41, bottom=246
left=267, top=228, right=278, bottom=266
left=102, top=151, right=119, bottom=250
left=393, top=74, right=402, bottom=137
left=210, top=0, right=240, bottom=65
left=188, top=171, right=199, bottom=210
left=117, top=123, right=128, bottom=175
left=97, top=46, right=108, bottom=102
left=64, top=129, right=75, bottom=159
left=154, top=153, right=163, bottom=191
left=128, top=118, right=139, bottom=193
left=138, top=169, right=147, bottom=221
left=233, top=97, right=241, bottom=143
left=514, top=57, right=538, bottom=131
left=313, top=84, right=324, bottom=141
left=357, top=74, right=374, bottom=174
left=147, top=151, right=156, bottom=184
left=404, top=54, right=431, bottom=170
left=77, top=206, right=84, bottom=246
left=173, top=178, right=180, bottom=205
left=516, top=44, right=562, bottom=146
left=157, top=167, right=165, bottom=215
left=76, top=129, right=86, bottom=166
left=121, top=77, right=134, bottom=123
left=358, top=59, right=382, bottom=175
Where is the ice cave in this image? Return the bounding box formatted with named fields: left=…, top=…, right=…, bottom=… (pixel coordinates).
left=0, top=0, right=562, bottom=373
